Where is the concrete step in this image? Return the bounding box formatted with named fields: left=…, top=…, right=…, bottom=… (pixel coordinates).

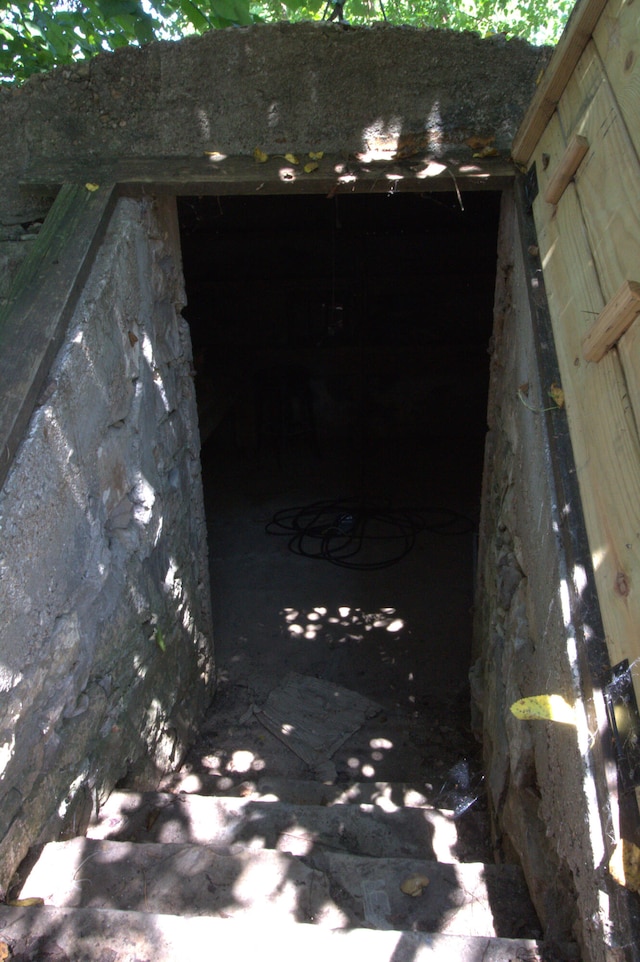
left=18, top=836, right=540, bottom=939
left=159, top=772, right=436, bottom=809
left=0, top=905, right=580, bottom=962
left=87, top=789, right=461, bottom=861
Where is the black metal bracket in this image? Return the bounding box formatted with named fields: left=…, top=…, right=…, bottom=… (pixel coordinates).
left=604, top=659, right=640, bottom=791
left=524, top=161, right=539, bottom=212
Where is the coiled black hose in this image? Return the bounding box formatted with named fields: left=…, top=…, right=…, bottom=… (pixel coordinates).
left=266, top=497, right=474, bottom=570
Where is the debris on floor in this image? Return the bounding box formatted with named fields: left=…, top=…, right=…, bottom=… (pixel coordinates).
left=251, top=672, right=381, bottom=781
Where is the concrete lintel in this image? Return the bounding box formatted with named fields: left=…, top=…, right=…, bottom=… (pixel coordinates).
left=21, top=154, right=515, bottom=198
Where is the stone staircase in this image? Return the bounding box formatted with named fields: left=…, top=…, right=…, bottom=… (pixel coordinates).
left=0, top=776, right=580, bottom=961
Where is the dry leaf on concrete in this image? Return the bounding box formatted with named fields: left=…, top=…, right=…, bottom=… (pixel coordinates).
left=400, top=875, right=430, bottom=896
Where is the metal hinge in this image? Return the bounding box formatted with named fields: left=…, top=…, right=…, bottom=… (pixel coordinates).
left=524, top=162, right=539, bottom=211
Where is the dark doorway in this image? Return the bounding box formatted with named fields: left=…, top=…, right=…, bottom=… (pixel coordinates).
left=179, top=192, right=499, bottom=457
left=176, top=191, right=501, bottom=842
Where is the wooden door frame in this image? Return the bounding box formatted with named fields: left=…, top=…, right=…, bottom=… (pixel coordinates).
left=1, top=158, right=512, bottom=492
left=3, top=162, right=639, bottom=952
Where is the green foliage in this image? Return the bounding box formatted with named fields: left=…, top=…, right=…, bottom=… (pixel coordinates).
left=0, top=0, right=572, bottom=84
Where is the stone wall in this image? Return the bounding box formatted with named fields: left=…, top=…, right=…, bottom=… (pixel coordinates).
left=473, top=190, right=611, bottom=961
left=0, top=195, right=214, bottom=892
left=0, top=13, right=552, bottom=912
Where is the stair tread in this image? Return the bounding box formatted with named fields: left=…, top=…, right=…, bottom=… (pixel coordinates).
left=18, top=836, right=540, bottom=939
left=88, top=788, right=461, bottom=861
left=159, top=773, right=438, bottom=810
left=0, top=905, right=581, bottom=962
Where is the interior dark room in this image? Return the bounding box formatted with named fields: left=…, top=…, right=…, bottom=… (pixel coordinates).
left=175, top=189, right=502, bottom=847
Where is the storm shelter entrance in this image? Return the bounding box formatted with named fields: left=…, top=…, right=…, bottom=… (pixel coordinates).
left=177, top=191, right=501, bottom=799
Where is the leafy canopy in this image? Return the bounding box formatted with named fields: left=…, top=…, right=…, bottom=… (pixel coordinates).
left=0, top=0, right=572, bottom=84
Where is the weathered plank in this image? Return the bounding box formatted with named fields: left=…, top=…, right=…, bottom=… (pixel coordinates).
left=20, top=154, right=515, bottom=197
left=511, top=0, right=608, bottom=166
left=0, top=183, right=118, bottom=491
left=593, top=0, right=640, bottom=162
left=532, top=111, right=640, bottom=702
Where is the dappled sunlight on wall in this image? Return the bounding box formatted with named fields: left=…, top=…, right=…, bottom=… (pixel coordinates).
left=0, top=195, right=214, bottom=891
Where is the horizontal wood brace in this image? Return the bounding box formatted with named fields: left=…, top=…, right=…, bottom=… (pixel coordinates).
left=543, top=134, right=590, bottom=204
left=583, top=280, right=640, bottom=362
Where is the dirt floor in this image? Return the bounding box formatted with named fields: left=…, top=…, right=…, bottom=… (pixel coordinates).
left=177, top=425, right=493, bottom=863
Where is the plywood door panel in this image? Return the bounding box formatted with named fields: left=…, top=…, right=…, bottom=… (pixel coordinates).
left=593, top=0, right=640, bottom=162
left=510, top=0, right=608, bottom=165
left=532, top=113, right=640, bottom=696
left=557, top=40, right=640, bottom=438
left=618, top=323, right=640, bottom=442
left=558, top=42, right=640, bottom=302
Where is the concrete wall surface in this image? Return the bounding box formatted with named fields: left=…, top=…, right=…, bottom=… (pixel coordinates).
left=0, top=195, right=214, bottom=892
left=0, top=23, right=549, bottom=222
left=473, top=190, right=614, bottom=962
left=0, top=13, right=548, bottom=908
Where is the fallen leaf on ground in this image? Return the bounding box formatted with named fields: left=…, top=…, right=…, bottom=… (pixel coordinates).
left=284, top=153, right=300, bottom=165
left=548, top=383, right=565, bottom=407
left=466, top=136, right=495, bottom=150
left=8, top=897, right=45, bottom=907
left=473, top=146, right=499, bottom=158
left=85, top=183, right=100, bottom=191
left=304, top=162, right=319, bottom=173
left=253, top=148, right=269, bottom=163
left=400, top=875, right=430, bottom=896
left=609, top=839, right=640, bottom=892
left=309, top=151, right=324, bottom=160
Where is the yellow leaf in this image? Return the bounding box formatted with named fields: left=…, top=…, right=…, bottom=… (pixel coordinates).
left=400, top=875, right=430, bottom=897
left=304, top=162, right=319, bottom=174
left=549, top=383, right=565, bottom=408
left=466, top=136, right=495, bottom=150
left=609, top=839, right=640, bottom=892
left=253, top=148, right=269, bottom=163
left=0, top=942, right=9, bottom=961
left=8, top=896, right=45, bottom=907
left=472, top=146, right=499, bottom=158
left=308, top=151, right=324, bottom=160
left=85, top=183, right=100, bottom=192
left=510, top=694, right=575, bottom=725
left=284, top=153, right=300, bottom=165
